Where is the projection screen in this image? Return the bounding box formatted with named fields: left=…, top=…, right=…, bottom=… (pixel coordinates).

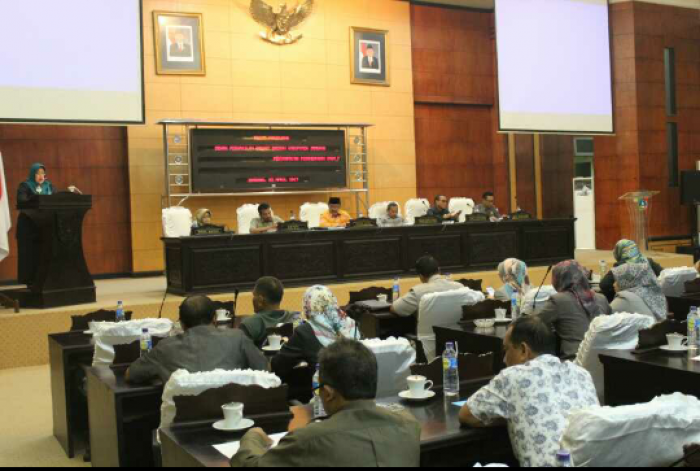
left=495, top=0, right=614, bottom=134
left=0, top=0, right=144, bottom=125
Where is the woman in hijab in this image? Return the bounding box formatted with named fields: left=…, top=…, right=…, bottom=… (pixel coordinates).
left=537, top=260, right=612, bottom=358
left=17, top=164, right=55, bottom=286
left=600, top=239, right=663, bottom=303
left=493, top=258, right=532, bottom=302
left=272, top=286, right=361, bottom=397
left=611, top=263, right=668, bottom=321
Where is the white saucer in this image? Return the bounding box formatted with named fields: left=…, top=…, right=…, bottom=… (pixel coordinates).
left=84, top=331, right=94, bottom=336
left=660, top=345, right=691, bottom=352
left=213, top=419, right=255, bottom=432
left=262, top=345, right=283, bottom=352
left=494, top=318, right=512, bottom=324
left=399, top=390, right=436, bottom=402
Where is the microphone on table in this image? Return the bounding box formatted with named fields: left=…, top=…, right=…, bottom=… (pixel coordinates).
left=533, top=265, right=554, bottom=311
left=233, top=289, right=240, bottom=318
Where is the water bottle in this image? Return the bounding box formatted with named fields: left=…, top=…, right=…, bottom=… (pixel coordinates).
left=443, top=342, right=460, bottom=397
left=140, top=328, right=153, bottom=358
left=600, top=260, right=608, bottom=279
left=556, top=451, right=573, bottom=468
left=511, top=293, right=521, bottom=321
left=393, top=277, right=401, bottom=302
left=116, top=301, right=125, bottom=322
left=312, top=364, right=326, bottom=418
left=290, top=211, right=296, bottom=221
left=689, top=307, right=699, bottom=349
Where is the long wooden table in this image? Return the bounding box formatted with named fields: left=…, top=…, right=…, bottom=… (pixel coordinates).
left=160, top=391, right=515, bottom=468
left=163, top=218, right=576, bottom=296
left=600, top=349, right=700, bottom=406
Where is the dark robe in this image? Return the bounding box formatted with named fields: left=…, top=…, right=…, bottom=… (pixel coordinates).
left=17, top=181, right=54, bottom=285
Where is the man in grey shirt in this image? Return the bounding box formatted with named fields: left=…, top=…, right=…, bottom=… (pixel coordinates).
left=391, top=256, right=464, bottom=317
left=250, top=203, right=284, bottom=234
left=377, top=202, right=405, bottom=228
left=126, top=296, right=268, bottom=384
left=474, top=191, right=503, bottom=220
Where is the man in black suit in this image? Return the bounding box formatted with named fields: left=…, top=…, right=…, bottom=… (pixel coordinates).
left=361, top=45, right=380, bottom=71
left=170, top=32, right=192, bottom=58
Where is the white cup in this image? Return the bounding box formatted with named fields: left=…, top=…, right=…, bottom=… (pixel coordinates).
left=667, top=334, right=688, bottom=350
left=222, top=402, right=244, bottom=429
left=407, top=375, right=434, bottom=398
left=216, top=310, right=229, bottom=322
left=268, top=335, right=282, bottom=350
left=377, top=294, right=389, bottom=304
left=495, top=309, right=507, bottom=321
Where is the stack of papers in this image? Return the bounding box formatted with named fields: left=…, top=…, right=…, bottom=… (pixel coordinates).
left=214, top=432, right=288, bottom=459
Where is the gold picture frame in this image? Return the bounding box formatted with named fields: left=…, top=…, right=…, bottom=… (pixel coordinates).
left=153, top=11, right=206, bottom=76
left=350, top=27, right=390, bottom=87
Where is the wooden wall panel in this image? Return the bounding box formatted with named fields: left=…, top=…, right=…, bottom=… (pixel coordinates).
left=0, top=125, right=132, bottom=282
left=540, top=135, right=575, bottom=219
left=514, top=135, right=536, bottom=215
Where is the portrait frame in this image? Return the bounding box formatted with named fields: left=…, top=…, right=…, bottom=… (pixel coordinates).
left=153, top=11, right=206, bottom=76
left=350, top=27, right=390, bottom=87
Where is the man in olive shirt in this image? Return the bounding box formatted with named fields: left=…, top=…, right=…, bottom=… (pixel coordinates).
left=474, top=192, right=503, bottom=221
left=231, top=339, right=422, bottom=467
left=240, top=277, right=296, bottom=348
left=427, top=195, right=461, bottom=222
left=126, top=296, right=268, bottom=384
left=250, top=203, right=284, bottom=234
left=391, top=256, right=464, bottom=317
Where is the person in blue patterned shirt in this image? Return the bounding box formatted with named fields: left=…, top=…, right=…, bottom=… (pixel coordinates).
left=459, top=317, right=599, bottom=467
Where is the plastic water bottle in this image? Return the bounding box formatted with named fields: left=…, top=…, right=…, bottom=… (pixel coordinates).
left=290, top=211, right=296, bottom=221
left=116, top=301, right=125, bottom=322
left=511, top=293, right=521, bottom=321
left=556, top=451, right=573, bottom=468
left=140, top=328, right=152, bottom=358
left=393, top=277, right=401, bottom=302
left=600, top=260, right=608, bottom=279
left=443, top=342, right=460, bottom=397
left=312, top=364, right=326, bottom=418
left=689, top=307, right=699, bottom=349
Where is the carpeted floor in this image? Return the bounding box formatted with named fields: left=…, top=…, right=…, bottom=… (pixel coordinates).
left=0, top=365, right=89, bottom=467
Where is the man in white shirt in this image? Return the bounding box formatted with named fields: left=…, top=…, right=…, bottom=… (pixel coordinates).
left=459, top=317, right=599, bottom=468
left=391, top=256, right=464, bottom=317
left=377, top=202, right=404, bottom=228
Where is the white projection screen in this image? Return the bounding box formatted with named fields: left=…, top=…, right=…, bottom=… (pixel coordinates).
left=0, top=0, right=144, bottom=125
left=495, top=0, right=614, bottom=134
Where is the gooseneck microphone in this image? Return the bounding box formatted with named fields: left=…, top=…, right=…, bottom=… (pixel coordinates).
left=533, top=265, right=554, bottom=311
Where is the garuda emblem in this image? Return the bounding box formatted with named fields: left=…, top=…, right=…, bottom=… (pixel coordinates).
left=250, top=0, right=314, bottom=45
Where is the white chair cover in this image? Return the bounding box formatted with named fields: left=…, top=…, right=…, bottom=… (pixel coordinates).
left=418, top=289, right=485, bottom=362
left=404, top=199, right=430, bottom=225
left=574, top=313, right=655, bottom=399
left=521, top=286, right=557, bottom=316
left=236, top=204, right=261, bottom=235
left=162, top=207, right=192, bottom=238
left=659, top=267, right=698, bottom=298
left=362, top=337, right=416, bottom=398
left=160, top=369, right=283, bottom=431
left=300, top=203, right=329, bottom=229
left=448, top=198, right=475, bottom=223
left=369, top=201, right=402, bottom=220
left=91, top=319, right=174, bottom=367
left=561, top=393, right=700, bottom=467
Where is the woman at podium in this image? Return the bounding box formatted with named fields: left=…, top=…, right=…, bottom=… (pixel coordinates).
left=17, top=163, right=54, bottom=286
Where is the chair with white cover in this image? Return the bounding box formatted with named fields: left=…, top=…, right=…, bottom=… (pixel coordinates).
left=574, top=313, right=655, bottom=400
left=91, top=319, right=174, bottom=367
left=561, top=393, right=700, bottom=467
left=521, top=286, right=557, bottom=316
left=448, top=198, right=475, bottom=223
left=418, top=288, right=486, bottom=362
left=369, top=201, right=401, bottom=220
left=162, top=207, right=193, bottom=238
left=362, top=337, right=416, bottom=398
left=659, top=267, right=699, bottom=297
left=404, top=199, right=430, bottom=225
left=236, top=204, right=261, bottom=235
left=300, top=202, right=329, bottom=229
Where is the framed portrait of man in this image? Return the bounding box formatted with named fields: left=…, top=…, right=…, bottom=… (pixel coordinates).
left=153, top=12, right=206, bottom=75
left=350, top=27, right=390, bottom=86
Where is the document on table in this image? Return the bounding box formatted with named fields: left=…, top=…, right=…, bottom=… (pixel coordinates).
left=693, top=356, right=700, bottom=362
left=214, top=432, right=288, bottom=459
left=452, top=401, right=467, bottom=407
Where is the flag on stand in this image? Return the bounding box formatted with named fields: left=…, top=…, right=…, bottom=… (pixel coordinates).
left=0, top=153, right=12, bottom=262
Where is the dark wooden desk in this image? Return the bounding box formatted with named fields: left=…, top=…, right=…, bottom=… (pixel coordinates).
left=600, top=350, right=700, bottom=406
left=359, top=309, right=416, bottom=340
left=164, top=219, right=576, bottom=296
left=667, top=295, right=700, bottom=321
left=160, top=391, right=514, bottom=468
left=49, top=332, right=95, bottom=458
left=677, top=245, right=700, bottom=263
left=86, top=366, right=163, bottom=467
left=434, top=323, right=508, bottom=373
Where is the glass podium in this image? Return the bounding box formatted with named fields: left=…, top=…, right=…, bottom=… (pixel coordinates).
left=619, top=191, right=660, bottom=252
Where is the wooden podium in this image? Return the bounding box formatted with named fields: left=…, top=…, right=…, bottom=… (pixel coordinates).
left=16, top=193, right=96, bottom=309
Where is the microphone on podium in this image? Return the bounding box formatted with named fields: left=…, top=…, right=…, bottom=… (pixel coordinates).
left=533, top=265, right=554, bottom=311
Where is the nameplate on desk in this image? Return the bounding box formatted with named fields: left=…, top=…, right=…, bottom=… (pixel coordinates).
left=278, top=221, right=309, bottom=232
left=192, top=225, right=227, bottom=236
left=349, top=218, right=378, bottom=229
left=466, top=213, right=489, bottom=223
left=415, top=215, right=441, bottom=226
left=510, top=211, right=532, bottom=221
